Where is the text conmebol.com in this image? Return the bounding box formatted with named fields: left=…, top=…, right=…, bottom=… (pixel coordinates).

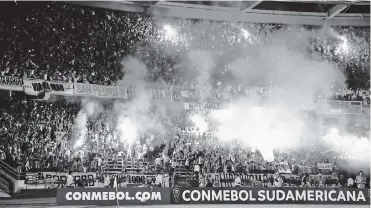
left=65, top=191, right=162, bottom=201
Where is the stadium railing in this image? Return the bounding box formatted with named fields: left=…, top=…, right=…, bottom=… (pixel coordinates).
left=0, top=160, right=21, bottom=180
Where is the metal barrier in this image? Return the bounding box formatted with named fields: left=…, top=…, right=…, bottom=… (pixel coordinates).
left=317, top=100, right=363, bottom=114
left=0, top=160, right=20, bottom=180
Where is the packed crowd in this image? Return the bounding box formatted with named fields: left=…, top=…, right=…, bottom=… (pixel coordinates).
left=0, top=3, right=370, bottom=95
left=0, top=96, right=368, bottom=187
left=0, top=2, right=369, bottom=189
left=0, top=95, right=354, bottom=175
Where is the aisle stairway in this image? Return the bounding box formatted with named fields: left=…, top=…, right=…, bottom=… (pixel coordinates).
left=0, top=160, right=17, bottom=195
left=174, top=159, right=198, bottom=187
left=0, top=160, right=19, bottom=180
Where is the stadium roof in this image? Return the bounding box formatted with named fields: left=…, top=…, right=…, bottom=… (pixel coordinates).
left=74, top=1, right=370, bottom=26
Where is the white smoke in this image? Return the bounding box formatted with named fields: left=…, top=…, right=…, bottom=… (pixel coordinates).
left=73, top=99, right=103, bottom=149
left=114, top=91, right=166, bottom=146
left=70, top=18, right=368, bottom=169
left=210, top=101, right=305, bottom=161
left=323, top=128, right=370, bottom=161
left=187, top=50, right=214, bottom=90
left=114, top=56, right=169, bottom=148
left=119, top=56, right=148, bottom=86
left=170, top=25, right=348, bottom=161
left=117, top=116, right=138, bottom=145
left=190, top=114, right=209, bottom=133
left=71, top=55, right=173, bottom=151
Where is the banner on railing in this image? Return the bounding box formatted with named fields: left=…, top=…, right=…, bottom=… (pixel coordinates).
left=208, top=173, right=301, bottom=188
left=276, top=162, right=292, bottom=174
left=45, top=81, right=74, bottom=96
left=171, top=187, right=370, bottom=204
left=25, top=172, right=97, bottom=187
left=317, top=163, right=334, bottom=170
left=209, top=173, right=265, bottom=187
left=0, top=75, right=23, bottom=91
left=181, top=89, right=229, bottom=103
left=98, top=173, right=156, bottom=186
left=23, top=79, right=45, bottom=96
left=127, top=86, right=181, bottom=102
left=148, top=87, right=181, bottom=102
left=74, top=83, right=128, bottom=99
left=24, top=172, right=159, bottom=188
left=0, top=77, right=367, bottom=110
left=183, top=102, right=223, bottom=110
left=176, top=130, right=215, bottom=143
left=56, top=188, right=170, bottom=205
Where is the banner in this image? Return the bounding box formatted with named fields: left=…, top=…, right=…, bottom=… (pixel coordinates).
left=25, top=172, right=96, bottom=188
left=317, top=100, right=363, bottom=115
left=126, top=86, right=181, bottom=102
left=181, top=89, right=228, bottom=103
left=209, top=173, right=266, bottom=187
left=208, top=173, right=300, bottom=188
left=176, top=130, right=216, bottom=144
left=23, top=79, right=45, bottom=96
left=0, top=75, right=23, bottom=91
left=74, top=83, right=128, bottom=99
left=44, top=81, right=74, bottom=96
left=24, top=172, right=157, bottom=188
left=56, top=188, right=170, bottom=205
left=171, top=188, right=370, bottom=204
left=183, top=102, right=223, bottom=110
left=148, top=87, right=179, bottom=102
left=276, top=162, right=292, bottom=174
left=98, top=173, right=156, bottom=186
left=317, top=163, right=334, bottom=170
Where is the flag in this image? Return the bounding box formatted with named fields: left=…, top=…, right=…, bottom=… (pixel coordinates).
left=29, top=60, right=39, bottom=68
left=113, top=175, right=117, bottom=188
left=114, top=174, right=119, bottom=207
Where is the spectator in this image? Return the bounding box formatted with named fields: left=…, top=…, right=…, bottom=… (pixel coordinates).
left=235, top=174, right=242, bottom=187
left=337, top=175, right=346, bottom=188
left=347, top=176, right=354, bottom=188
left=274, top=174, right=283, bottom=187
left=355, top=171, right=367, bottom=188
left=66, top=171, right=74, bottom=188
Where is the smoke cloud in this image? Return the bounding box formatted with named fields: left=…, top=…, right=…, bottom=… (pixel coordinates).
left=73, top=99, right=103, bottom=149
left=71, top=18, right=368, bottom=175
left=169, top=24, right=351, bottom=163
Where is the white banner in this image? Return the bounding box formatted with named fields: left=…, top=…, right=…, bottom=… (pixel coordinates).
left=25, top=172, right=97, bottom=186
left=0, top=76, right=23, bottom=91
left=23, top=79, right=45, bottom=96
left=276, top=162, right=292, bottom=174
left=100, top=173, right=156, bottom=185
left=183, top=102, right=223, bottom=110
left=208, top=173, right=273, bottom=187
left=126, top=86, right=181, bottom=102
left=74, top=83, right=128, bottom=99
left=44, top=81, right=74, bottom=96
left=181, top=89, right=227, bottom=101
left=148, top=87, right=177, bottom=102
left=317, top=163, right=333, bottom=170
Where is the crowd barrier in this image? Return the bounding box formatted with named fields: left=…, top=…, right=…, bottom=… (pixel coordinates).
left=24, top=172, right=158, bottom=188
left=1, top=75, right=233, bottom=103
left=1, top=76, right=365, bottom=111
left=55, top=187, right=370, bottom=205
left=22, top=172, right=341, bottom=189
